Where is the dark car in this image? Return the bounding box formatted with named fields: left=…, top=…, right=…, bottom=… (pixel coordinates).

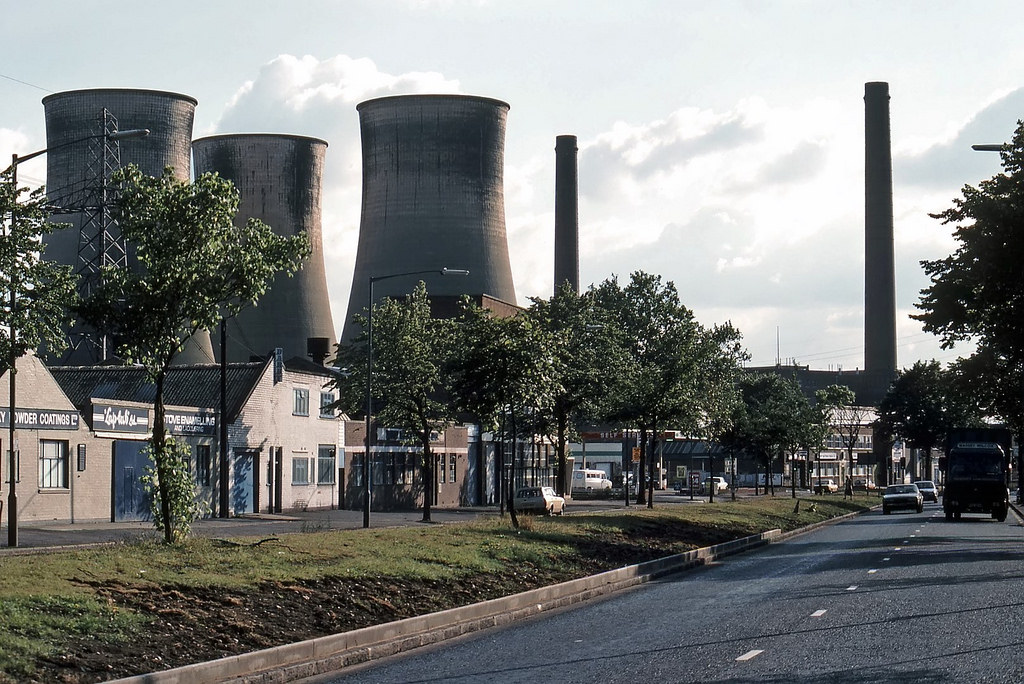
left=882, top=484, right=924, bottom=515
left=915, top=480, right=938, bottom=503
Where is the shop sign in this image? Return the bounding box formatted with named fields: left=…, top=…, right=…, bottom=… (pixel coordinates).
left=92, top=403, right=150, bottom=434
left=165, top=409, right=217, bottom=436
left=0, top=407, right=80, bottom=430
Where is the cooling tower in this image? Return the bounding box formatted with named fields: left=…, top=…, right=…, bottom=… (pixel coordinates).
left=863, top=81, right=897, bottom=402
left=342, top=94, right=517, bottom=341
left=192, top=134, right=336, bottom=363
left=41, top=88, right=214, bottom=364
left=554, top=135, right=579, bottom=295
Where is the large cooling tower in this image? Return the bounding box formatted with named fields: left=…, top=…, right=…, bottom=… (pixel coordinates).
left=342, top=94, right=517, bottom=341
left=863, top=82, right=897, bottom=402
left=41, top=88, right=214, bottom=364
left=192, top=134, right=336, bottom=363
left=554, top=135, right=579, bottom=295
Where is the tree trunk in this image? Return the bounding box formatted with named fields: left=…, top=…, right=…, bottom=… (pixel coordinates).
left=636, top=424, right=648, bottom=505
left=555, top=404, right=568, bottom=497
left=421, top=438, right=433, bottom=523
left=647, top=431, right=656, bottom=509
left=153, top=369, right=173, bottom=544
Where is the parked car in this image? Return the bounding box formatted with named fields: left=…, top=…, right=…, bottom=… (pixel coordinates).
left=814, top=479, right=838, bottom=494
left=704, top=477, right=729, bottom=494
left=513, top=486, right=565, bottom=515
left=882, top=483, right=923, bottom=515
left=853, top=479, right=878, bottom=492
left=914, top=480, right=938, bottom=503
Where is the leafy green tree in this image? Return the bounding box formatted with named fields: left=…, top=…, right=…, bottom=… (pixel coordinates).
left=593, top=271, right=745, bottom=506
left=333, top=282, right=459, bottom=523
left=915, top=120, right=1024, bottom=441
left=449, top=301, right=556, bottom=525
left=808, top=385, right=855, bottom=493
left=730, top=373, right=809, bottom=496
left=875, top=360, right=984, bottom=480
left=77, top=166, right=310, bottom=543
left=524, top=283, right=624, bottom=496
left=0, top=168, right=78, bottom=367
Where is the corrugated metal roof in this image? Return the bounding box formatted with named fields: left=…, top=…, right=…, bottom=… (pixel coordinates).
left=49, top=361, right=269, bottom=422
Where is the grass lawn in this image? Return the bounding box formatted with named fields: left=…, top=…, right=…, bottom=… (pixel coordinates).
left=0, top=496, right=871, bottom=683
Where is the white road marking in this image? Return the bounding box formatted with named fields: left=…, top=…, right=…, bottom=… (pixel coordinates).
left=894, top=547, right=902, bottom=551
left=883, top=557, right=891, bottom=562
left=736, top=649, right=764, bottom=662
left=811, top=609, right=827, bottom=617
left=868, top=569, right=878, bottom=574
left=846, top=585, right=858, bottom=591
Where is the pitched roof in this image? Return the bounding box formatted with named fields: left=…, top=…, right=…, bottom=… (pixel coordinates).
left=48, top=361, right=269, bottom=422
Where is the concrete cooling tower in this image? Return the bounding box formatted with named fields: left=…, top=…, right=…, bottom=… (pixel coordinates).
left=41, top=88, right=214, bottom=365
left=192, top=134, right=336, bottom=363
left=341, top=94, right=517, bottom=342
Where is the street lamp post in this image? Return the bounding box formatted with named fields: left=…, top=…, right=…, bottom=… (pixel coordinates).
left=4, top=126, right=149, bottom=547
left=363, top=267, right=469, bottom=528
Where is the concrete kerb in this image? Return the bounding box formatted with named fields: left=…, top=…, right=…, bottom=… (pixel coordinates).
left=109, top=508, right=869, bottom=684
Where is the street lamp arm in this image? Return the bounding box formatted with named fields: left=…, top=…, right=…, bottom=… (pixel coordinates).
left=4, top=128, right=151, bottom=175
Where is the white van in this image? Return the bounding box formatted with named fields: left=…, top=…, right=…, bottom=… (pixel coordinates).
left=571, top=469, right=613, bottom=492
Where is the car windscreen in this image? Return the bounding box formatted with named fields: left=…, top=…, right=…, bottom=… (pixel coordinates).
left=949, top=452, right=1004, bottom=479
left=885, top=486, right=917, bottom=494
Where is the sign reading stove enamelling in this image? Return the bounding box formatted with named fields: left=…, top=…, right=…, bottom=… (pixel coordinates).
left=92, top=403, right=150, bottom=434
left=0, top=408, right=81, bottom=430
left=165, top=409, right=217, bottom=436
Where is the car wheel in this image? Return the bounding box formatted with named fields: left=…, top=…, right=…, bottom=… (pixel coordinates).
left=944, top=508, right=953, bottom=521
left=883, top=507, right=890, bottom=515
left=917, top=505, right=923, bottom=513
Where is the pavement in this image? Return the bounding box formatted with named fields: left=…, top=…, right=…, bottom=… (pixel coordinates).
left=0, top=488, right=799, bottom=552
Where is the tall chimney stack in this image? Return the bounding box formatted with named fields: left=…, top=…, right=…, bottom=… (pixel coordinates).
left=554, top=135, right=579, bottom=295
left=864, top=81, right=897, bottom=403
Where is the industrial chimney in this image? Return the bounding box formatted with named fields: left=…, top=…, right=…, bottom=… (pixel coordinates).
left=863, top=81, right=897, bottom=403
left=342, top=94, right=517, bottom=342
left=41, top=88, right=214, bottom=365
left=192, top=134, right=336, bottom=363
left=554, top=135, right=579, bottom=295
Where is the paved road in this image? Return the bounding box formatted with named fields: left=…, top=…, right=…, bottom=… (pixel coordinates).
left=304, top=501, right=1024, bottom=684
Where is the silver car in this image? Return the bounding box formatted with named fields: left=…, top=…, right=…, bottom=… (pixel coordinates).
left=882, top=484, right=924, bottom=515
left=513, top=486, right=565, bottom=515
left=915, top=480, right=938, bottom=503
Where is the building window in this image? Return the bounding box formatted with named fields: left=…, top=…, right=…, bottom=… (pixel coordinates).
left=439, top=454, right=446, bottom=484
left=293, top=388, right=310, bottom=416
left=450, top=454, right=457, bottom=484
left=196, top=445, right=212, bottom=487
left=292, top=456, right=310, bottom=485
left=351, top=454, right=363, bottom=486
left=317, top=445, right=336, bottom=484
left=40, top=440, right=69, bottom=489
left=319, top=392, right=336, bottom=418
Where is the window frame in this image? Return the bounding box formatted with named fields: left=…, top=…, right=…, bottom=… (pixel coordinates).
left=293, top=387, right=310, bottom=416
left=317, top=445, right=336, bottom=485
left=39, top=439, right=69, bottom=490
left=292, top=455, right=311, bottom=485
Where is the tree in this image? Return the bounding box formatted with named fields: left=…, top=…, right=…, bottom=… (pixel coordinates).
left=593, top=271, right=745, bottom=506
left=449, top=301, right=556, bottom=525
left=524, top=283, right=624, bottom=496
left=808, top=385, right=855, bottom=493
left=915, top=120, right=1024, bottom=442
left=77, top=166, right=310, bottom=543
left=0, top=168, right=78, bottom=367
left=875, top=360, right=984, bottom=480
left=333, top=282, right=459, bottom=523
left=730, top=373, right=809, bottom=496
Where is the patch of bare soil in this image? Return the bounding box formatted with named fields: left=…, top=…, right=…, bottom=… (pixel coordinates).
left=33, top=521, right=745, bottom=683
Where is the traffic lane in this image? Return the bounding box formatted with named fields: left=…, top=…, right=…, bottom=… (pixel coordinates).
left=315, top=503, right=1024, bottom=683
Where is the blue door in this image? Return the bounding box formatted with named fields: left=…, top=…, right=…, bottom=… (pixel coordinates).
left=113, top=440, right=153, bottom=522
left=232, top=451, right=255, bottom=515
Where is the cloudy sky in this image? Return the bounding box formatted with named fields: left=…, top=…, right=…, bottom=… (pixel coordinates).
left=3, top=0, right=1022, bottom=370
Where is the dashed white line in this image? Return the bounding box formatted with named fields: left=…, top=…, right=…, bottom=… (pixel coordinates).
left=868, top=569, right=878, bottom=574
left=883, top=557, right=891, bottom=562
left=736, top=649, right=764, bottom=662
left=811, top=609, right=827, bottom=618
left=846, top=585, right=858, bottom=591
left=894, top=547, right=902, bottom=551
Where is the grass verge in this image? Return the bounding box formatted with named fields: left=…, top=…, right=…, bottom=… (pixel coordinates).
left=0, top=496, right=871, bottom=683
